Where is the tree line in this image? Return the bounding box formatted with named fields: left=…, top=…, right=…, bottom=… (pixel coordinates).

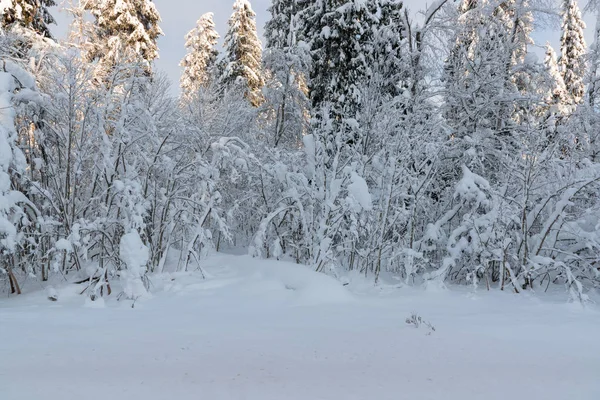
left=0, top=0, right=599, bottom=302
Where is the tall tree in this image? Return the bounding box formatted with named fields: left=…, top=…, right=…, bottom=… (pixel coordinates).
left=305, top=0, right=379, bottom=122
left=560, top=0, right=587, bottom=105
left=82, top=0, right=163, bottom=74
left=179, top=12, right=219, bottom=100
left=443, top=0, right=482, bottom=137
left=445, top=0, right=534, bottom=138
left=222, top=0, right=264, bottom=106
left=0, top=36, right=42, bottom=294
left=544, top=43, right=569, bottom=112
left=300, top=0, right=405, bottom=119
left=265, top=0, right=298, bottom=49
left=262, top=0, right=310, bottom=147
left=0, top=0, right=56, bottom=38
left=371, top=0, right=407, bottom=98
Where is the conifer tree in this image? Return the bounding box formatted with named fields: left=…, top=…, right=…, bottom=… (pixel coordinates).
left=305, top=0, right=379, bottom=122
left=560, top=0, right=587, bottom=105
left=222, top=0, right=264, bottom=106
left=179, top=13, right=219, bottom=100
left=587, top=13, right=600, bottom=106
left=265, top=0, right=297, bottom=49
left=371, top=0, right=407, bottom=98
left=82, top=0, right=163, bottom=74
left=544, top=43, right=569, bottom=111
left=0, top=0, right=56, bottom=38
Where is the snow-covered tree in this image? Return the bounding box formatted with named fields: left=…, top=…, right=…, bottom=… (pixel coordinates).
left=0, top=33, right=42, bottom=294
left=179, top=12, right=219, bottom=101
left=221, top=0, right=264, bottom=106
left=262, top=0, right=310, bottom=147
left=560, top=0, right=587, bottom=105
left=372, top=0, right=407, bottom=98
left=264, top=0, right=297, bottom=49
left=1, top=0, right=598, bottom=303
left=443, top=0, right=479, bottom=132
left=444, top=0, right=534, bottom=140
left=305, top=0, right=379, bottom=123
left=82, top=0, right=163, bottom=74
left=543, top=43, right=570, bottom=113
left=1, top=0, right=56, bottom=38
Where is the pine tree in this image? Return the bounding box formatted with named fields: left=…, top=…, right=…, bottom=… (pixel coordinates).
left=305, top=0, right=379, bottom=122
left=371, top=0, right=407, bottom=98
left=1, top=0, right=56, bottom=38
left=265, top=0, right=297, bottom=49
left=544, top=43, right=569, bottom=111
left=0, top=36, right=43, bottom=294
left=82, top=0, right=163, bottom=74
left=179, top=12, right=219, bottom=100
left=222, top=0, right=264, bottom=106
left=587, top=13, right=600, bottom=106
left=560, top=0, right=587, bottom=105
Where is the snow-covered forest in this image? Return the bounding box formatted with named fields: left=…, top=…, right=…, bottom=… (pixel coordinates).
left=2, top=1, right=600, bottom=399
left=0, top=0, right=600, bottom=303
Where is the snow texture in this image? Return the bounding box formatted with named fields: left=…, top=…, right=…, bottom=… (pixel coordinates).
left=1, top=254, right=598, bottom=400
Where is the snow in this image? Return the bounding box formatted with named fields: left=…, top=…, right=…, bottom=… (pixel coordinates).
left=119, top=230, right=149, bottom=298
left=55, top=238, right=72, bottom=252
left=0, top=0, right=12, bottom=14
left=347, top=170, right=373, bottom=211
left=1, top=254, right=598, bottom=400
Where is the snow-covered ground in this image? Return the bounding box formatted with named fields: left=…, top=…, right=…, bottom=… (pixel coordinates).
left=1, top=254, right=599, bottom=400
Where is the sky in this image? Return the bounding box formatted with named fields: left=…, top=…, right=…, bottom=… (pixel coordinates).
left=51, top=0, right=595, bottom=94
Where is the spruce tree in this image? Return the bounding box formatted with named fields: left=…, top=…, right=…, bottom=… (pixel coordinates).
left=265, top=0, right=297, bottom=49
left=180, top=13, right=219, bottom=100
left=544, top=43, right=569, bottom=112
left=372, top=0, right=407, bottom=98
left=1, top=0, right=56, bottom=38
left=83, top=0, right=163, bottom=74
left=560, top=0, right=587, bottom=105
left=306, top=0, right=379, bottom=121
left=222, top=0, right=264, bottom=106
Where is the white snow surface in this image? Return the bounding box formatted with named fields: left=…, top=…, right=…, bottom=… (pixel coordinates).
left=1, top=254, right=599, bottom=400
left=347, top=170, right=373, bottom=211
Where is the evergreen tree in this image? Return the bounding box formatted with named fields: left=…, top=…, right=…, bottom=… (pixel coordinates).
left=544, top=43, right=569, bottom=112
left=291, top=0, right=409, bottom=155
left=299, top=0, right=405, bottom=117
left=0, top=64, right=26, bottom=295
left=0, top=33, right=43, bottom=294
left=314, top=0, right=373, bottom=115
left=265, top=0, right=298, bottom=49
left=560, top=0, right=587, bottom=105
left=0, top=0, right=56, bottom=38
left=371, top=0, right=407, bottom=98
left=82, top=0, right=163, bottom=74
left=587, top=12, right=600, bottom=106
left=222, top=0, right=264, bottom=106
left=179, top=12, right=219, bottom=100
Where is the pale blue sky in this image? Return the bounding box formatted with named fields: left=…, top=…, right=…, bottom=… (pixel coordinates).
left=51, top=0, right=594, bottom=92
